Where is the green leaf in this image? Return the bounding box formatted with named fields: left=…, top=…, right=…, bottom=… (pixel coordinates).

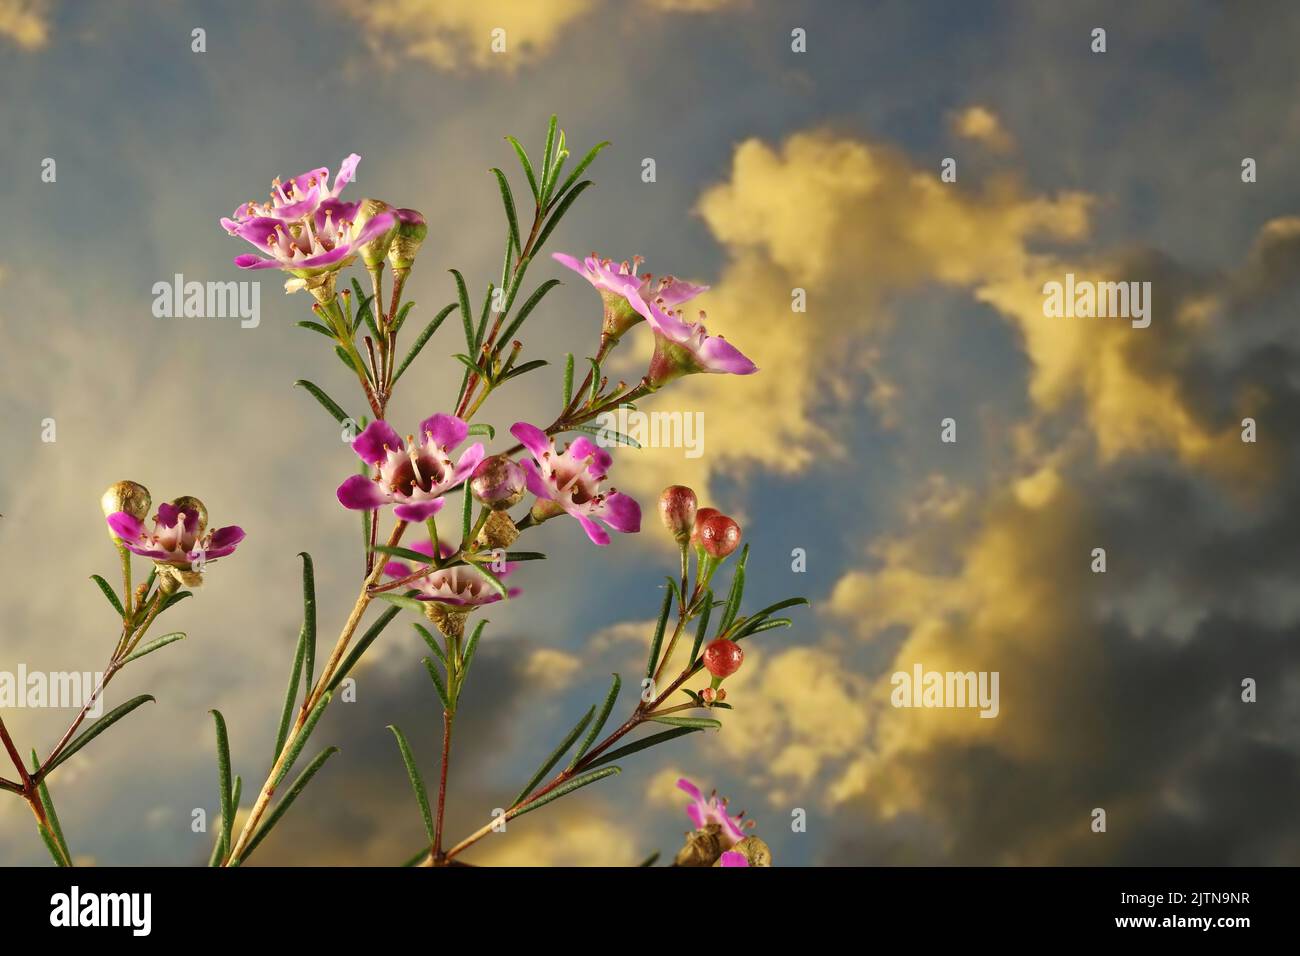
left=475, top=282, right=495, bottom=352
left=119, top=631, right=184, bottom=666
left=211, top=710, right=234, bottom=863
left=413, top=623, right=446, bottom=665
left=29, top=750, right=70, bottom=865
left=388, top=725, right=435, bottom=846
left=638, top=852, right=660, bottom=867
left=45, top=695, right=155, bottom=773
left=732, top=616, right=793, bottom=643
left=353, top=277, right=380, bottom=342
left=37, top=824, right=68, bottom=867
left=461, top=484, right=474, bottom=546
left=423, top=657, right=451, bottom=712
left=393, top=302, right=456, bottom=384
left=512, top=766, right=619, bottom=818
left=452, top=353, right=489, bottom=378
left=587, top=355, right=601, bottom=406
left=501, top=550, right=547, bottom=562
left=645, top=582, right=675, bottom=680
left=567, top=423, right=641, bottom=449
left=460, top=620, right=485, bottom=690
left=541, top=114, right=558, bottom=186
left=294, top=380, right=350, bottom=425
left=90, top=575, right=125, bottom=618
left=275, top=630, right=307, bottom=762
left=717, top=544, right=749, bottom=637
left=377, top=592, right=427, bottom=613
left=467, top=422, right=496, bottom=440
left=535, top=180, right=593, bottom=253
left=295, top=319, right=335, bottom=339
left=239, top=747, right=339, bottom=862
left=686, top=595, right=717, bottom=671
left=498, top=358, right=549, bottom=384
left=745, top=597, right=811, bottom=621
left=372, top=544, right=437, bottom=565
left=497, top=278, right=561, bottom=346
left=542, top=128, right=568, bottom=202
left=160, top=589, right=193, bottom=613
left=562, top=352, right=575, bottom=407
left=505, top=135, right=540, bottom=202
left=391, top=301, right=416, bottom=336
left=569, top=674, right=620, bottom=770
left=491, top=168, right=522, bottom=255
left=298, top=552, right=317, bottom=696
left=648, top=715, right=722, bottom=730
left=550, top=141, right=610, bottom=212
left=327, top=604, right=402, bottom=693
left=336, top=345, right=366, bottom=379
left=579, top=727, right=705, bottom=771
left=451, top=269, right=475, bottom=354
left=399, top=846, right=430, bottom=867
left=514, top=706, right=595, bottom=806
left=272, top=692, right=331, bottom=789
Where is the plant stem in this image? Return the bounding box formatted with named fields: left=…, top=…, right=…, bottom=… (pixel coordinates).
left=225, top=521, right=406, bottom=864
left=433, top=708, right=453, bottom=862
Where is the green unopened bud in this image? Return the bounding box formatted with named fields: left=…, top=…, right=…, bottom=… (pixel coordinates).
left=354, top=199, right=399, bottom=268
left=387, top=208, right=428, bottom=271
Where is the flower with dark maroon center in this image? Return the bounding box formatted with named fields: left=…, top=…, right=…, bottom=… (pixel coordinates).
left=336, top=413, right=484, bottom=522
left=106, top=497, right=244, bottom=584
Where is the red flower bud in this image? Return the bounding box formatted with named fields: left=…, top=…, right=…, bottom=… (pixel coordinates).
left=697, top=513, right=742, bottom=560
left=690, top=507, right=721, bottom=546
left=658, top=485, right=698, bottom=543
left=702, top=638, right=744, bottom=679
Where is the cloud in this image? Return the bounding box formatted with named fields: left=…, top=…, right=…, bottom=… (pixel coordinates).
left=0, top=0, right=51, bottom=50
left=616, top=129, right=1094, bottom=500
left=334, top=0, right=595, bottom=72
left=950, top=105, right=1014, bottom=153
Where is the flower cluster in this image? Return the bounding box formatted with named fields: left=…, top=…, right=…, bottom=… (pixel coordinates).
left=103, top=481, right=244, bottom=590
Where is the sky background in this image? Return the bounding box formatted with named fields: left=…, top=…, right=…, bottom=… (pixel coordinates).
left=2, top=0, right=1299, bottom=866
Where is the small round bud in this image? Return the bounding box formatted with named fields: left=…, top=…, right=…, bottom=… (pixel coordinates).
left=702, top=638, right=744, bottom=679
left=170, top=495, right=208, bottom=535
left=697, top=513, right=741, bottom=560
left=354, top=199, right=398, bottom=268
left=388, top=207, right=428, bottom=271
left=700, top=687, right=717, bottom=705
left=690, top=507, right=721, bottom=546
left=101, top=480, right=151, bottom=522
left=658, top=485, right=697, bottom=543
left=470, top=455, right=527, bottom=510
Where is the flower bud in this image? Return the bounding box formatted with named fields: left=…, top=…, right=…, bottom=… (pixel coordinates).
left=170, top=495, right=208, bottom=535
left=470, top=455, right=527, bottom=511
left=689, top=507, right=721, bottom=546
left=388, top=207, right=428, bottom=271
left=697, top=513, right=741, bottom=560
left=354, top=199, right=399, bottom=268
left=658, top=485, right=697, bottom=543
left=702, top=638, right=744, bottom=679
left=101, top=480, right=151, bottom=523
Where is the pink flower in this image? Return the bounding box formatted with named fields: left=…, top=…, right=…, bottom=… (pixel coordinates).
left=336, top=414, right=485, bottom=522
left=106, top=501, right=244, bottom=571
left=219, top=153, right=397, bottom=283
left=510, top=422, right=641, bottom=546
left=718, top=851, right=749, bottom=867
left=644, top=305, right=757, bottom=387
left=677, top=777, right=750, bottom=849
left=383, top=540, right=520, bottom=608
left=552, top=252, right=708, bottom=341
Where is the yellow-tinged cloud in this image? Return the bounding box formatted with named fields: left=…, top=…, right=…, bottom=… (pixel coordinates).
left=617, top=129, right=1094, bottom=501
left=647, top=0, right=749, bottom=11
left=335, top=0, right=596, bottom=72
left=0, top=0, right=51, bottom=49
left=471, top=805, right=641, bottom=865
left=951, top=105, right=1014, bottom=153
